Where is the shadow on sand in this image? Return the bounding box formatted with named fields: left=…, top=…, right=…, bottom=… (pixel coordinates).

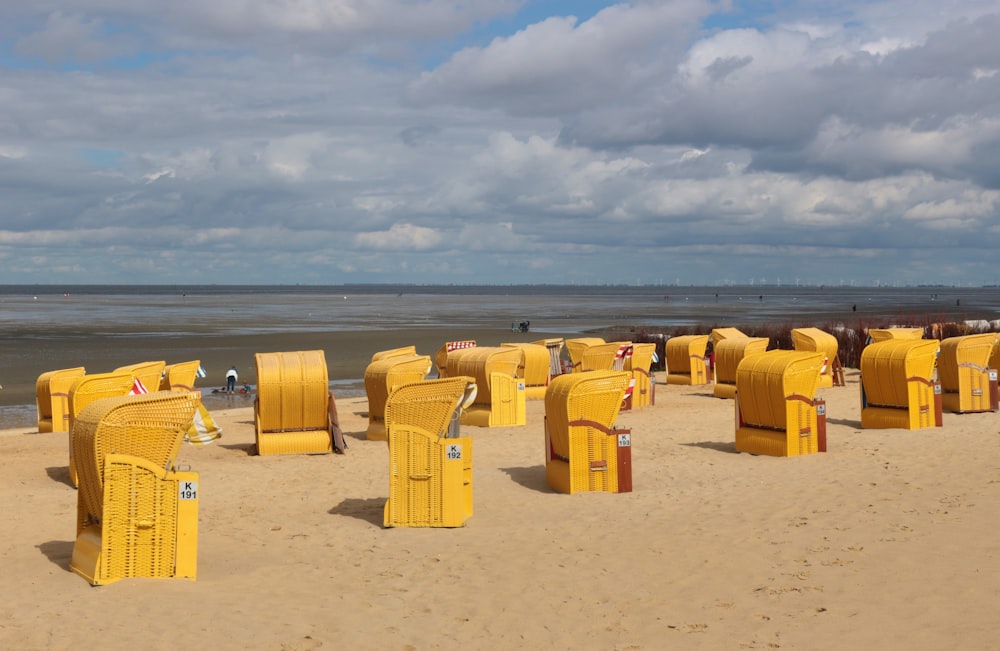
left=45, top=466, right=74, bottom=487
left=37, top=540, right=74, bottom=571
left=329, top=497, right=385, bottom=527
left=499, top=465, right=550, bottom=493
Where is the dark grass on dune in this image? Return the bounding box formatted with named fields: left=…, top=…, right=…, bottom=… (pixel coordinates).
left=606, top=315, right=1000, bottom=372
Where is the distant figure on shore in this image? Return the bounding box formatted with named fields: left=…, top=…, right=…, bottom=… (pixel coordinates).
left=226, top=366, right=238, bottom=394
left=852, top=304, right=857, bottom=312
left=957, top=299, right=961, bottom=307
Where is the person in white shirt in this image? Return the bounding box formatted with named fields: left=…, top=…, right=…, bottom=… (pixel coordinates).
left=226, top=366, right=238, bottom=393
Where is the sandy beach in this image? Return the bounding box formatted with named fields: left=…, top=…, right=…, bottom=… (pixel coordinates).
left=3, top=369, right=999, bottom=650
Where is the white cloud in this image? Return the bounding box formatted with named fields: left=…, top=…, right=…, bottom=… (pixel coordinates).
left=0, top=1, right=999, bottom=285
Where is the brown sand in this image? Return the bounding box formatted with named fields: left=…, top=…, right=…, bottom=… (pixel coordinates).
left=3, top=372, right=999, bottom=650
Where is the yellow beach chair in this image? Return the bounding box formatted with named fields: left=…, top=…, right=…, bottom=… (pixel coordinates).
left=371, top=346, right=417, bottom=362
left=70, top=391, right=200, bottom=585
left=938, top=333, right=999, bottom=413
left=502, top=342, right=552, bottom=399
left=114, top=360, right=166, bottom=393
left=364, top=353, right=433, bottom=440
left=792, top=327, right=844, bottom=388
left=36, top=366, right=86, bottom=433
left=579, top=341, right=632, bottom=372
left=383, top=377, right=477, bottom=528
left=544, top=370, right=632, bottom=494
left=711, top=327, right=747, bottom=347
left=532, top=338, right=566, bottom=377
left=626, top=342, right=657, bottom=409
left=449, top=346, right=526, bottom=427
left=565, top=337, right=605, bottom=373
left=66, top=371, right=137, bottom=487
left=254, top=350, right=334, bottom=455
left=434, top=340, right=476, bottom=378
left=665, top=335, right=711, bottom=385
left=735, top=350, right=826, bottom=456
left=713, top=337, right=769, bottom=399
left=867, top=327, right=924, bottom=344
left=159, top=360, right=202, bottom=392
left=860, top=339, right=942, bottom=429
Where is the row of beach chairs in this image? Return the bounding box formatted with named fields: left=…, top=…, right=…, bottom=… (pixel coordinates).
left=36, top=328, right=1000, bottom=586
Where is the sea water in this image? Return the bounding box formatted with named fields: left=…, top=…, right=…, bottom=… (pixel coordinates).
left=3, top=284, right=998, bottom=428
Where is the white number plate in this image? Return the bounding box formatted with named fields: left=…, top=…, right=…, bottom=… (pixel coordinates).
left=178, top=481, right=198, bottom=501
left=445, top=444, right=462, bottom=460
left=617, top=433, right=631, bottom=447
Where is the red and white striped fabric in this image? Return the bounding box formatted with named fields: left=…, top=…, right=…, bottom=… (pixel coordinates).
left=128, top=378, right=149, bottom=395
left=612, top=344, right=633, bottom=371
left=447, top=340, right=477, bottom=352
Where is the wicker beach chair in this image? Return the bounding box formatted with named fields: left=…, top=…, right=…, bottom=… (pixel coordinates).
left=734, top=350, right=826, bottom=456
left=867, top=327, right=924, bottom=344
left=544, top=370, right=632, bottom=494
left=860, top=339, right=942, bottom=430
left=532, top=338, right=566, bottom=377
left=792, top=327, right=844, bottom=388
left=70, top=390, right=200, bottom=585
left=35, top=366, right=86, bottom=433
left=565, top=337, right=605, bottom=373
left=448, top=346, right=526, bottom=427
left=371, top=346, right=418, bottom=362
left=665, top=335, right=711, bottom=386
left=502, top=342, right=552, bottom=400
left=159, top=360, right=202, bottom=392
left=66, top=371, right=137, bottom=487
left=434, top=340, right=477, bottom=378
left=253, top=350, right=335, bottom=455
left=114, top=360, right=166, bottom=393
left=938, top=333, right=999, bottom=413
left=364, top=353, right=433, bottom=441
left=713, top=337, right=769, bottom=399
left=383, top=377, right=477, bottom=528
left=627, top=342, right=657, bottom=409
left=579, top=341, right=632, bottom=372
left=711, top=327, right=747, bottom=348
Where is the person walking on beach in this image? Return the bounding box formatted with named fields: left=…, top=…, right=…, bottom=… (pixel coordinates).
left=226, top=366, right=238, bottom=394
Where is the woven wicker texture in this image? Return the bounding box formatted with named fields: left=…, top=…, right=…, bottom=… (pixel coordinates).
left=938, top=333, right=998, bottom=413
left=383, top=377, right=476, bottom=527
left=711, top=327, right=747, bottom=347
left=159, top=360, right=201, bottom=391
left=734, top=350, right=824, bottom=457
left=713, top=337, right=770, bottom=399
left=565, top=337, right=605, bottom=372
left=860, top=339, right=941, bottom=430
left=580, top=341, right=631, bottom=372
left=114, top=360, right=166, bottom=392
left=627, top=343, right=657, bottom=408
left=434, top=340, right=477, bottom=378
left=531, top=338, right=566, bottom=376
left=666, top=334, right=710, bottom=386
left=371, top=345, right=417, bottom=362
left=447, top=347, right=525, bottom=427
left=502, top=342, right=551, bottom=399
left=364, top=354, right=433, bottom=440
left=254, top=350, right=332, bottom=455
left=867, top=327, right=924, bottom=343
left=70, top=390, right=199, bottom=584
left=544, top=370, right=631, bottom=494
left=449, top=346, right=522, bottom=405
left=66, top=371, right=137, bottom=486
left=792, top=327, right=840, bottom=388
left=35, top=366, right=86, bottom=433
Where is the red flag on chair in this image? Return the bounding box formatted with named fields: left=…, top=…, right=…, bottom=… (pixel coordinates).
left=129, top=378, right=149, bottom=395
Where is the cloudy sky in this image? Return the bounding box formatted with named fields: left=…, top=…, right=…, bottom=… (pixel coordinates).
left=2, top=1, right=999, bottom=286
